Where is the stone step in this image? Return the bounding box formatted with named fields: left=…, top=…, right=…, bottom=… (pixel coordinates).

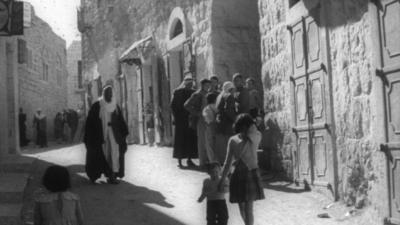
left=0, top=204, right=22, bottom=225
left=0, top=173, right=29, bottom=203
left=0, top=155, right=35, bottom=173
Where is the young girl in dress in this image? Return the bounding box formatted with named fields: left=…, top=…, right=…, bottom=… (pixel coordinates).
left=34, top=165, right=84, bottom=225
left=218, top=113, right=265, bottom=225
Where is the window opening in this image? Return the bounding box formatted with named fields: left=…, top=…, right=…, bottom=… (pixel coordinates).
left=289, top=0, right=301, bottom=8
left=171, top=20, right=183, bottom=39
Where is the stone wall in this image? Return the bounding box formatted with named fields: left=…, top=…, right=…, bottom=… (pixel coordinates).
left=258, top=0, right=292, bottom=172
left=211, top=0, right=262, bottom=85
left=67, top=41, right=84, bottom=110
left=81, top=0, right=213, bottom=143
left=258, top=0, right=387, bottom=223
left=18, top=12, right=68, bottom=141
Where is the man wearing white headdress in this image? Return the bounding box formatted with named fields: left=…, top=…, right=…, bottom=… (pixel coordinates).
left=84, top=82, right=129, bottom=184
left=33, top=108, right=48, bottom=148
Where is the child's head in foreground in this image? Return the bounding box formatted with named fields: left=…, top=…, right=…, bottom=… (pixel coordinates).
left=42, top=165, right=71, bottom=192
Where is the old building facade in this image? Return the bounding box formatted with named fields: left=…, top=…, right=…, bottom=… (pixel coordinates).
left=79, top=0, right=262, bottom=145
left=18, top=10, right=68, bottom=142
left=259, top=0, right=400, bottom=224
left=67, top=40, right=85, bottom=111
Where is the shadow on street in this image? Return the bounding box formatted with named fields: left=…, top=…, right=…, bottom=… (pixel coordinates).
left=21, top=156, right=184, bottom=225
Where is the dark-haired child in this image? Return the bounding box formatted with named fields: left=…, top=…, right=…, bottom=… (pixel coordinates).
left=34, top=165, right=84, bottom=225
left=198, top=163, right=229, bottom=225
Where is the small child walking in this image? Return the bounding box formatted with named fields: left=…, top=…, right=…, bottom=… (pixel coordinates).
left=34, top=165, right=84, bottom=225
left=202, top=92, right=219, bottom=164
left=198, top=163, right=229, bottom=225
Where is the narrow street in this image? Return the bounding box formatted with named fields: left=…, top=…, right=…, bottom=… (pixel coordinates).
left=21, top=144, right=366, bottom=225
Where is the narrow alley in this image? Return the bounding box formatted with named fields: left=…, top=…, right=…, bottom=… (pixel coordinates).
left=21, top=144, right=367, bottom=225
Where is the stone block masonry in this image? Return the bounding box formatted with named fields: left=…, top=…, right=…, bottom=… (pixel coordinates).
left=258, top=0, right=391, bottom=224
left=18, top=11, right=68, bottom=142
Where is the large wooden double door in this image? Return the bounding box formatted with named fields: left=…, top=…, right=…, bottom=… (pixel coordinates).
left=377, top=1, right=400, bottom=224
left=289, top=9, right=336, bottom=196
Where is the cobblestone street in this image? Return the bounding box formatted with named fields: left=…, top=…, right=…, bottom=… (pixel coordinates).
left=20, top=144, right=371, bottom=225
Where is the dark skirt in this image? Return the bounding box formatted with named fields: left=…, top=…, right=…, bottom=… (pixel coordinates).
left=229, top=160, right=265, bottom=203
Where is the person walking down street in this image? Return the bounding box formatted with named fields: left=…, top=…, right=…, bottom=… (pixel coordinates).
left=33, top=108, right=48, bottom=148
left=34, top=165, right=84, bottom=225
left=185, top=78, right=212, bottom=168
left=203, top=92, right=219, bottom=164
left=219, top=114, right=265, bottom=225
left=198, top=163, right=229, bottom=225
left=84, top=83, right=129, bottom=184
left=215, top=81, right=237, bottom=164
left=19, top=108, right=30, bottom=147
left=54, top=112, right=64, bottom=144
left=170, top=75, right=198, bottom=168
left=233, top=73, right=250, bottom=114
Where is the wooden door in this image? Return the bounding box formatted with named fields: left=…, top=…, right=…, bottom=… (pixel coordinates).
left=290, top=9, right=335, bottom=193
left=377, top=1, right=400, bottom=224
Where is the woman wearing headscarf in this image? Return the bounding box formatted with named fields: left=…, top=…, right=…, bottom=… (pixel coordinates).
left=215, top=81, right=237, bottom=164
left=84, top=83, right=129, bottom=184
left=33, top=108, right=47, bottom=148
left=170, top=74, right=198, bottom=168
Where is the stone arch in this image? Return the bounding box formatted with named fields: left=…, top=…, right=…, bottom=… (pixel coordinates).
left=166, top=7, right=192, bottom=51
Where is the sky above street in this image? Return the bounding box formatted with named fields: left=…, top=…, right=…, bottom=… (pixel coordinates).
left=24, top=0, right=80, bottom=47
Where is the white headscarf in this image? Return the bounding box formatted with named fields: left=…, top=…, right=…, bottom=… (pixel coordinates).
left=178, top=74, right=193, bottom=89
left=99, top=85, right=117, bottom=113
left=216, top=81, right=234, bottom=107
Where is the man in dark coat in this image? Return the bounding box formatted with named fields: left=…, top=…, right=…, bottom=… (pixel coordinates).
left=84, top=84, right=129, bottom=184
left=19, top=108, right=29, bottom=147
left=171, top=74, right=198, bottom=168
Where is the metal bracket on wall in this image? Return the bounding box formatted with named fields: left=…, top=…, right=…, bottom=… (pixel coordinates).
left=376, top=68, right=389, bottom=86
left=380, top=143, right=393, bottom=162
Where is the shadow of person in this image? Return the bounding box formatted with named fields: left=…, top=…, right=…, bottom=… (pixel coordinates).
left=22, top=158, right=184, bottom=225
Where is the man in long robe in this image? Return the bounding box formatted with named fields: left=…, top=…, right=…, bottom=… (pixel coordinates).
left=84, top=85, right=129, bottom=184
left=184, top=78, right=211, bottom=167
left=171, top=75, right=198, bottom=168
left=33, top=109, right=47, bottom=148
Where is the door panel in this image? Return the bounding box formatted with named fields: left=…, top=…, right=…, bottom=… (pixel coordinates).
left=297, top=132, right=311, bottom=181
left=379, top=1, right=400, bottom=223
left=381, top=0, right=400, bottom=69
left=292, top=19, right=306, bottom=77
left=294, top=76, right=309, bottom=127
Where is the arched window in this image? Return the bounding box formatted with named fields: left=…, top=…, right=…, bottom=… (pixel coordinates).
left=171, top=20, right=183, bottom=39
left=41, top=47, right=49, bottom=82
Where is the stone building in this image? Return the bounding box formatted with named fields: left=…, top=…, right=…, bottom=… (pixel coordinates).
left=259, top=0, right=399, bottom=224
left=79, top=0, right=262, bottom=145
left=67, top=40, right=85, bottom=111
left=0, top=37, right=20, bottom=158
left=17, top=9, right=68, bottom=142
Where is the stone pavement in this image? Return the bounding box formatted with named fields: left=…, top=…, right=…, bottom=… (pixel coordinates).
left=20, top=144, right=375, bottom=225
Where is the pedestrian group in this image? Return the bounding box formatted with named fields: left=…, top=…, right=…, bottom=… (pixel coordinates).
left=33, top=74, right=264, bottom=225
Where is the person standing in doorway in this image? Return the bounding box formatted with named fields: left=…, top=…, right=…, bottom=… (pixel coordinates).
left=54, top=112, right=64, bottom=144
left=185, top=78, right=212, bottom=168
left=233, top=73, right=250, bottom=114
left=19, top=108, right=29, bottom=147
left=84, top=83, right=129, bottom=184
left=33, top=108, right=47, bottom=148
left=170, top=75, right=198, bottom=168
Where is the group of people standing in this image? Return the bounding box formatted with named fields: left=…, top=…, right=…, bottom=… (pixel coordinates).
left=171, top=73, right=264, bottom=225
left=171, top=73, right=262, bottom=168
left=54, top=109, right=80, bottom=144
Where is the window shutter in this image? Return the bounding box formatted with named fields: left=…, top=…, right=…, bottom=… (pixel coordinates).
left=18, top=39, right=26, bottom=64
